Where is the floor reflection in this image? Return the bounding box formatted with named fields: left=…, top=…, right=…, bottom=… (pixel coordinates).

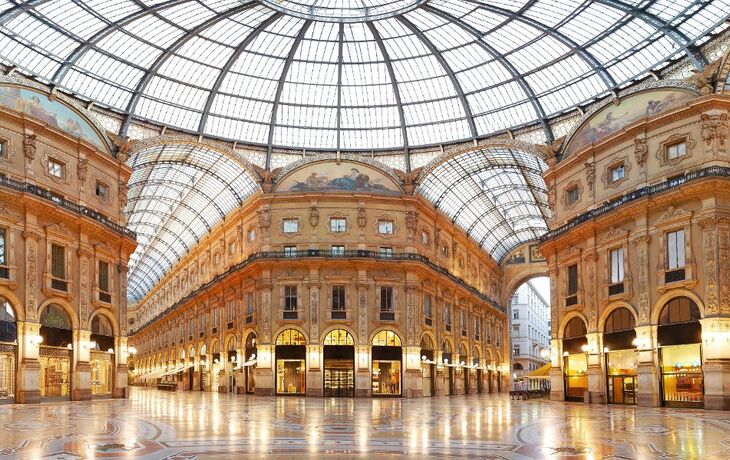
left=0, top=387, right=728, bottom=458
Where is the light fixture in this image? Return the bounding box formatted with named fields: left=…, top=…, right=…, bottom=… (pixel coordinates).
left=108, top=348, right=114, bottom=354
left=563, top=351, right=569, bottom=357
left=128, top=346, right=137, bottom=355
left=603, top=347, right=609, bottom=353
left=31, top=335, right=43, bottom=346
left=67, top=343, right=73, bottom=350
left=421, top=355, right=427, bottom=361
left=580, top=344, right=589, bottom=353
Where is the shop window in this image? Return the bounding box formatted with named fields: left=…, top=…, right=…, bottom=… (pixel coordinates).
left=95, top=181, right=109, bottom=200
left=378, top=220, right=394, bottom=235
left=330, top=217, right=346, bottom=233
left=380, top=286, right=394, bottom=321
left=283, top=218, right=299, bottom=233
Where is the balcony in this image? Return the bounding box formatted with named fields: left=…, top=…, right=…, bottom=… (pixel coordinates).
left=245, top=314, right=254, bottom=324
left=608, top=282, right=624, bottom=296
left=0, top=266, right=8, bottom=279
left=52, top=278, right=68, bottom=292
left=380, top=311, right=395, bottom=321
left=99, top=291, right=112, bottom=303
left=283, top=310, right=298, bottom=320
left=331, top=310, right=347, bottom=320
left=565, top=295, right=578, bottom=307
left=424, top=317, right=432, bottom=326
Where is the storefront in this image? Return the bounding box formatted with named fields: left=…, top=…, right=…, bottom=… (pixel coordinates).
left=442, top=341, right=453, bottom=396
left=657, top=297, right=703, bottom=408
left=226, top=338, right=237, bottom=393
left=473, top=348, right=482, bottom=393
left=420, top=336, right=435, bottom=397
left=275, top=329, right=306, bottom=395
left=211, top=342, right=221, bottom=392
left=459, top=344, right=468, bottom=395
left=562, top=317, right=588, bottom=402
left=199, top=344, right=208, bottom=391
left=90, top=315, right=115, bottom=397
left=39, top=304, right=73, bottom=400
left=603, top=307, right=637, bottom=405
left=244, top=333, right=256, bottom=394
left=0, top=298, right=16, bottom=403
left=323, top=329, right=355, bottom=397
left=371, top=330, right=402, bottom=397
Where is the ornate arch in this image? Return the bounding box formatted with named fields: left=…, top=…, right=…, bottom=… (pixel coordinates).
left=37, top=297, right=78, bottom=330
left=558, top=311, right=589, bottom=340
left=89, top=308, right=120, bottom=336
left=651, top=289, right=706, bottom=325
left=369, top=328, right=404, bottom=346
left=0, top=287, right=24, bottom=322
left=273, top=326, right=309, bottom=345
left=320, top=326, right=356, bottom=345
left=597, top=301, right=639, bottom=333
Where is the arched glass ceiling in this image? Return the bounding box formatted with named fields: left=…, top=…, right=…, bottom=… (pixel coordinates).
left=0, top=1, right=727, bottom=159
left=125, top=143, right=260, bottom=301
left=418, top=147, right=549, bottom=262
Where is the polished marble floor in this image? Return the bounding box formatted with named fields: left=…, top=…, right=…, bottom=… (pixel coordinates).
left=0, top=388, right=729, bottom=459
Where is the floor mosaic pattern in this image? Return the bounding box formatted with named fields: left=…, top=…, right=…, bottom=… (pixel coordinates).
left=0, top=388, right=729, bottom=459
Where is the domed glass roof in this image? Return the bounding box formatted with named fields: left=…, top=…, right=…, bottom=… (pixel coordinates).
left=0, top=0, right=727, bottom=155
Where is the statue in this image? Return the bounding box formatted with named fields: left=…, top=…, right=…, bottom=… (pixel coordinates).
left=250, top=164, right=282, bottom=193
left=392, top=167, right=423, bottom=194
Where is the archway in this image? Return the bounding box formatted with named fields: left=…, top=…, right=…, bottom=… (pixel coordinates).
left=473, top=346, right=483, bottom=393
left=657, top=296, right=703, bottom=407
left=459, top=343, right=469, bottom=395
left=441, top=339, right=454, bottom=396
left=323, top=329, right=355, bottom=397
left=39, top=304, right=73, bottom=400
left=275, top=329, right=306, bottom=395
left=371, top=330, right=402, bottom=397
left=562, top=316, right=588, bottom=402
left=90, top=313, right=115, bottom=397
left=225, top=335, right=238, bottom=394
left=603, top=306, right=637, bottom=405
left=0, top=296, right=17, bottom=402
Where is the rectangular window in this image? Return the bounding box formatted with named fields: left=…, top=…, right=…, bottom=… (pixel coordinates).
left=567, top=264, right=578, bottom=296
left=247, top=228, right=256, bottom=242
left=51, top=244, right=65, bottom=279
left=444, top=303, right=452, bottom=331
left=283, top=218, right=299, bottom=233
left=199, top=315, right=206, bottom=333
left=284, top=286, right=298, bottom=311
left=567, top=187, right=579, bottom=205
left=284, top=245, right=297, bottom=257
left=421, top=231, right=429, bottom=245
left=667, top=229, right=685, bottom=270
left=48, top=158, right=64, bottom=178
left=330, top=218, right=347, bottom=232
left=667, top=142, right=686, bottom=160
left=610, top=164, right=625, bottom=182
left=95, top=181, right=109, bottom=200
left=513, top=310, right=519, bottom=320
left=378, top=220, right=394, bottom=235
left=0, top=228, right=5, bottom=266
left=424, top=295, right=432, bottom=325
left=610, top=247, right=624, bottom=283
left=0, top=140, right=5, bottom=157
left=460, top=310, right=467, bottom=336
left=380, top=286, right=394, bottom=312
left=227, top=300, right=235, bottom=323
left=513, top=346, right=520, bottom=356
left=246, top=292, right=255, bottom=323
left=331, top=245, right=345, bottom=256
left=474, top=318, right=480, bottom=339
left=98, top=261, right=109, bottom=292
left=212, top=307, right=219, bottom=327
left=332, top=285, right=346, bottom=311
left=379, top=247, right=393, bottom=258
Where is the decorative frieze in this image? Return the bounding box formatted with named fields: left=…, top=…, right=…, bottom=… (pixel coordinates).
left=700, top=110, right=728, bottom=158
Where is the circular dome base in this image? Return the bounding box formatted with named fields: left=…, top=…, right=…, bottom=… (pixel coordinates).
left=260, top=0, right=428, bottom=22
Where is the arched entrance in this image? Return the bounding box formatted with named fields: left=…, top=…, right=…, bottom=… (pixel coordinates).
left=90, top=314, right=115, bottom=397
left=39, top=304, right=73, bottom=400
left=244, top=333, right=256, bottom=394
left=371, top=330, right=402, bottom=397
left=562, top=316, right=588, bottom=402
left=323, top=329, right=354, bottom=397
left=473, top=347, right=482, bottom=393
left=603, top=307, right=637, bottom=405
left=442, top=340, right=453, bottom=396
left=0, top=297, right=17, bottom=402
left=420, top=335, right=435, bottom=397
left=199, top=343, right=208, bottom=391
left=275, top=329, right=306, bottom=395
left=657, top=297, right=703, bottom=407
left=211, top=341, right=221, bottom=392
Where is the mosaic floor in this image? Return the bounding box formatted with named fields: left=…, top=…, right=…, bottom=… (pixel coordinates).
left=0, top=388, right=729, bottom=459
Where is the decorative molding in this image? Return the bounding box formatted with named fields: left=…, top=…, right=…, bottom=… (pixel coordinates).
left=599, top=226, right=629, bottom=245
left=560, top=180, right=583, bottom=210
left=655, top=206, right=693, bottom=228
left=601, top=156, right=631, bottom=190
left=633, top=136, right=648, bottom=176
left=584, top=162, right=595, bottom=197
left=0, top=131, right=16, bottom=165
left=656, top=132, right=696, bottom=167
left=700, top=110, right=728, bottom=158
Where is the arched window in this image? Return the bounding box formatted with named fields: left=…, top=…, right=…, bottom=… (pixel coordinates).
left=564, top=317, right=587, bottom=339
left=513, top=363, right=524, bottom=370
left=227, top=336, right=238, bottom=351
left=604, top=308, right=635, bottom=333
left=372, top=330, right=401, bottom=347
left=442, top=340, right=451, bottom=353
left=40, top=304, right=71, bottom=330
left=459, top=343, right=468, bottom=357
left=323, top=329, right=353, bottom=346
left=276, top=329, right=306, bottom=345
left=659, top=297, right=701, bottom=325
left=0, top=297, right=17, bottom=343
left=245, top=333, right=256, bottom=349
left=200, top=344, right=207, bottom=356
left=91, top=315, right=114, bottom=336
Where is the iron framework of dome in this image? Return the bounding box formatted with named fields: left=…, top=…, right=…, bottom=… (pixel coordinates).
left=1, top=0, right=728, bottom=163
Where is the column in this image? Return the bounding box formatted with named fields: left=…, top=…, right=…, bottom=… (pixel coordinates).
left=115, top=336, right=129, bottom=398
left=701, top=317, right=730, bottom=410
left=17, top=321, right=40, bottom=403
left=403, top=346, right=422, bottom=398
left=549, top=338, right=564, bottom=401
left=634, top=325, right=660, bottom=407
left=356, top=345, right=371, bottom=397
left=254, top=344, right=274, bottom=396
left=585, top=332, right=604, bottom=404
left=72, top=329, right=92, bottom=401
left=307, top=344, right=323, bottom=396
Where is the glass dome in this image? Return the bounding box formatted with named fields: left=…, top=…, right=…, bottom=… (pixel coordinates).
left=0, top=0, right=727, bottom=156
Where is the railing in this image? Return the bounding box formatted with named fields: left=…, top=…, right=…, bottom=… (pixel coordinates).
left=665, top=268, right=685, bottom=283
left=0, top=176, right=136, bottom=239
left=131, top=249, right=505, bottom=334
left=0, top=266, right=8, bottom=279
left=99, top=291, right=112, bottom=303
left=51, top=278, right=68, bottom=292
left=379, top=311, right=395, bottom=321
left=541, top=166, right=730, bottom=242
left=608, top=282, right=624, bottom=296
left=331, top=310, right=347, bottom=320
left=565, top=295, right=578, bottom=307
left=283, top=310, right=298, bottom=320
